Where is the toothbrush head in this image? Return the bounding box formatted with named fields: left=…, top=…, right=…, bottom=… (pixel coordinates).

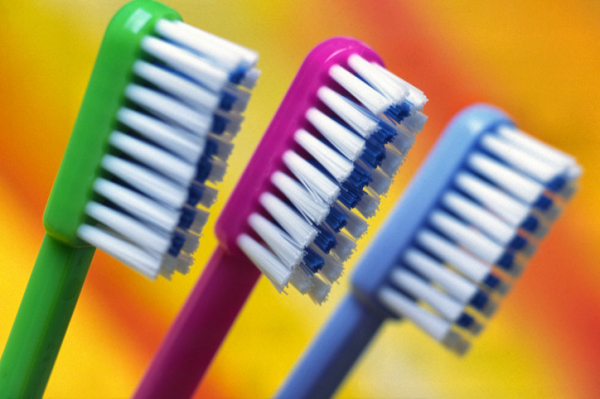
left=43, top=0, right=259, bottom=279
left=352, top=103, right=580, bottom=353
left=214, top=37, right=427, bottom=303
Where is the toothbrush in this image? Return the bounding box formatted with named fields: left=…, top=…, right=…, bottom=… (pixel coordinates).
left=276, top=103, right=581, bottom=399
left=134, top=37, right=427, bottom=399
left=0, top=1, right=259, bottom=397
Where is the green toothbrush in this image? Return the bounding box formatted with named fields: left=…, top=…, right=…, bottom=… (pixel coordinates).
left=0, top=1, right=259, bottom=397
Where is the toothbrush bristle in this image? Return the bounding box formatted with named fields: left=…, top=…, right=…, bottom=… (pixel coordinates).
left=237, top=52, right=427, bottom=303
left=77, top=20, right=258, bottom=280
left=378, top=123, right=580, bottom=352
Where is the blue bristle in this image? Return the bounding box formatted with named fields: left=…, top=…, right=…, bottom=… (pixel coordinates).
left=177, top=207, right=197, bottom=229
left=204, top=140, right=218, bottom=158
left=359, top=139, right=386, bottom=169
left=303, top=247, right=325, bottom=273
left=337, top=187, right=361, bottom=209
left=211, top=114, right=227, bottom=135
left=509, top=235, right=527, bottom=251
left=533, top=195, right=553, bottom=211
left=468, top=291, right=489, bottom=311
left=186, top=184, right=203, bottom=206
left=313, top=226, right=336, bottom=253
left=383, top=102, right=411, bottom=122
left=547, top=175, right=567, bottom=192
left=520, top=215, right=539, bottom=233
left=456, top=313, right=475, bottom=329
left=370, top=120, right=397, bottom=145
left=167, top=231, right=186, bottom=257
left=325, top=206, right=348, bottom=232
left=483, top=274, right=501, bottom=289
left=496, top=252, right=514, bottom=270
left=219, top=92, right=237, bottom=112
left=344, top=163, right=371, bottom=192
left=195, top=159, right=212, bottom=183
left=228, top=65, right=247, bottom=85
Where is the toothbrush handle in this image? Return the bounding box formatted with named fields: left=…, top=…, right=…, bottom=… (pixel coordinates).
left=134, top=246, right=260, bottom=399
left=276, top=294, right=385, bottom=399
left=0, top=234, right=95, bottom=399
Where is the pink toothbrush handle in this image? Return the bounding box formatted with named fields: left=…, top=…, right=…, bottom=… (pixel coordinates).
left=133, top=247, right=260, bottom=399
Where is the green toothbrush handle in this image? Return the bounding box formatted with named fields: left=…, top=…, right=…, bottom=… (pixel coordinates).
left=0, top=234, right=95, bottom=398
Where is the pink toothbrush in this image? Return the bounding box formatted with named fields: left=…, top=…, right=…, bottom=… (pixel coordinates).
left=134, top=37, right=427, bottom=398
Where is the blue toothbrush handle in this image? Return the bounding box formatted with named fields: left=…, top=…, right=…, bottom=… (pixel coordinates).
left=276, top=294, right=385, bottom=399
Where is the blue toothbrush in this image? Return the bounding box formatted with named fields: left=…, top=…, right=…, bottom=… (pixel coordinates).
left=276, top=103, right=581, bottom=399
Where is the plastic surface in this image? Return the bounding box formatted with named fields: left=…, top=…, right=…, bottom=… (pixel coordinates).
left=0, top=235, right=95, bottom=398
left=0, top=2, right=181, bottom=397
left=277, top=104, right=514, bottom=397
left=43, top=0, right=181, bottom=247
left=276, top=295, right=384, bottom=399
left=352, top=103, right=512, bottom=310
left=134, top=37, right=384, bottom=397
left=134, top=248, right=260, bottom=398
left=215, top=37, right=383, bottom=254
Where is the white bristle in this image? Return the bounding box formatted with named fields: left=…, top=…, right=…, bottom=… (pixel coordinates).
left=210, top=134, right=235, bottom=161
left=194, top=182, right=218, bottom=209
left=497, top=126, right=580, bottom=177
left=78, top=225, right=161, bottom=279
left=442, top=191, right=517, bottom=246
left=400, top=110, right=428, bottom=133
left=109, top=132, right=196, bottom=186
left=378, top=288, right=469, bottom=355
left=317, top=87, right=379, bottom=139
left=355, top=188, right=380, bottom=218
left=154, top=19, right=245, bottom=73
left=84, top=201, right=171, bottom=254
left=388, top=128, right=416, bottom=158
left=133, top=60, right=221, bottom=113
left=372, top=63, right=428, bottom=109
left=348, top=55, right=409, bottom=104
left=237, top=234, right=290, bottom=292
left=125, top=84, right=212, bottom=135
left=455, top=172, right=531, bottom=227
left=308, top=275, right=330, bottom=304
left=248, top=213, right=304, bottom=269
left=480, top=135, right=565, bottom=184
left=101, top=155, right=187, bottom=209
left=363, top=162, right=392, bottom=196
left=272, top=171, right=330, bottom=225
left=74, top=19, right=259, bottom=280
left=379, top=145, right=405, bottom=177
left=205, top=158, right=228, bottom=183
left=283, top=151, right=340, bottom=204
left=331, top=230, right=356, bottom=263
left=329, top=65, right=390, bottom=115
left=390, top=268, right=465, bottom=322
left=170, top=20, right=259, bottom=69
left=306, top=108, right=365, bottom=161
left=289, top=269, right=313, bottom=294
left=142, top=36, right=229, bottom=92
left=295, top=129, right=354, bottom=182
left=319, top=253, right=344, bottom=284
left=429, top=211, right=505, bottom=265
left=117, top=108, right=203, bottom=164
left=468, top=153, right=545, bottom=205
left=337, top=203, right=368, bottom=239
left=403, top=249, right=479, bottom=304
left=93, top=178, right=178, bottom=232
left=416, top=230, right=492, bottom=284
left=260, top=193, right=318, bottom=248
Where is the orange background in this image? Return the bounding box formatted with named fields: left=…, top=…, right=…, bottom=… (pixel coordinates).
left=0, top=1, right=598, bottom=398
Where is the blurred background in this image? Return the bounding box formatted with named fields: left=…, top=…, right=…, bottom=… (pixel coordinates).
left=0, top=0, right=598, bottom=397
